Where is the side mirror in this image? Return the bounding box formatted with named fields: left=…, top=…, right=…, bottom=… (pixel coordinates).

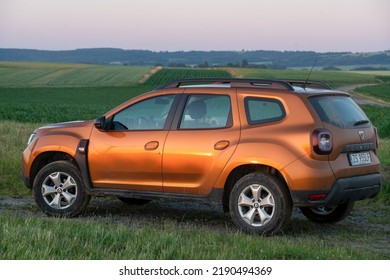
left=94, top=116, right=107, bottom=131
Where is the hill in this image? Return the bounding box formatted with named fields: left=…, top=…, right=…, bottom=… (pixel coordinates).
left=1, top=48, right=389, bottom=69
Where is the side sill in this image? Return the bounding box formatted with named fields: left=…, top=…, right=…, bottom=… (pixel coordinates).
left=88, top=187, right=224, bottom=205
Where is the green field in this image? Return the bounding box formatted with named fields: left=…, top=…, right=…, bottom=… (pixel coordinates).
left=0, top=62, right=389, bottom=260
left=0, top=61, right=152, bottom=87
left=144, top=68, right=232, bottom=85
left=2, top=61, right=385, bottom=88
left=226, top=68, right=381, bottom=88
left=351, top=70, right=390, bottom=76
left=356, top=83, right=390, bottom=103
left=0, top=86, right=154, bottom=123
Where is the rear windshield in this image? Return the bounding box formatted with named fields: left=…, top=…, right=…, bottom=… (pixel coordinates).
left=309, top=96, right=370, bottom=128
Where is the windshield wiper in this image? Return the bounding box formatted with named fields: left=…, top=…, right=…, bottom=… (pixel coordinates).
left=353, top=120, right=370, bottom=126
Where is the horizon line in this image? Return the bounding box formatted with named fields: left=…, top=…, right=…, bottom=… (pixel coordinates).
left=1, top=47, right=389, bottom=54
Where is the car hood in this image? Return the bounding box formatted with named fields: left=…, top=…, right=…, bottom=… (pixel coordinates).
left=34, top=120, right=95, bottom=139
left=38, top=120, right=92, bottom=130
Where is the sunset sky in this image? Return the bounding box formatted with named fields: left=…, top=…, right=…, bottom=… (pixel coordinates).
left=1, top=0, right=389, bottom=52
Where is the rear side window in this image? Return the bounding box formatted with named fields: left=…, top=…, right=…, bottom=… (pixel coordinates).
left=309, top=96, right=370, bottom=128
left=245, top=97, right=285, bottom=125
left=180, top=94, right=232, bottom=129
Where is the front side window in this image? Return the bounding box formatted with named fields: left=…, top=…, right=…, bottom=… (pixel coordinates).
left=110, top=95, right=175, bottom=130
left=179, top=95, right=231, bottom=129
left=245, top=97, right=285, bottom=125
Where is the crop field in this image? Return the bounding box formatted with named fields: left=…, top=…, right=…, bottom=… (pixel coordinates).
left=143, top=68, right=232, bottom=85
left=228, top=68, right=380, bottom=88
left=351, top=70, right=390, bottom=76
left=0, top=86, right=154, bottom=123
left=0, top=62, right=389, bottom=260
left=0, top=61, right=152, bottom=87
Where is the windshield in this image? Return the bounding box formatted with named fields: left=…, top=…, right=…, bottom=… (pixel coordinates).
left=309, top=96, right=370, bottom=129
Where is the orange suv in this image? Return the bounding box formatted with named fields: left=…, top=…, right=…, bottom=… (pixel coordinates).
left=21, top=78, right=382, bottom=234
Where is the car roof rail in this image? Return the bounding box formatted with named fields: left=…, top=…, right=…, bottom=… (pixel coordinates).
left=282, top=79, right=332, bottom=89
left=155, top=78, right=295, bottom=91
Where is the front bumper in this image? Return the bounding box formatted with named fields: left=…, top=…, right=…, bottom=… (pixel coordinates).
left=20, top=169, right=31, bottom=189
left=291, top=173, right=382, bottom=207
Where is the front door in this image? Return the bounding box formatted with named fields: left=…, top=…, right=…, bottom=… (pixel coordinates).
left=88, top=95, right=175, bottom=191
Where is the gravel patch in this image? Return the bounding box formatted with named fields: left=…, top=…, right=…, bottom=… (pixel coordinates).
left=1, top=195, right=388, bottom=233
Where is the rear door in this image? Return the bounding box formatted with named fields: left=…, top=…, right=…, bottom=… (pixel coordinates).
left=162, top=89, right=240, bottom=195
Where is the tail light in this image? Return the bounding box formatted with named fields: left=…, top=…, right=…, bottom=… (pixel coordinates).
left=312, top=129, right=332, bottom=155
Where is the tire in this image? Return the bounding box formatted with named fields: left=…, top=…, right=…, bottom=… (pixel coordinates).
left=117, top=197, right=151, bottom=205
left=229, top=173, right=292, bottom=235
left=33, top=161, right=91, bottom=217
left=300, top=201, right=354, bottom=223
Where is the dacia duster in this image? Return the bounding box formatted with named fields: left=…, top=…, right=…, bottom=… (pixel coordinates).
left=21, top=78, right=382, bottom=234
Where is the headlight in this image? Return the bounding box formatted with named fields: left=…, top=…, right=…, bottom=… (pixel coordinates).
left=27, top=133, right=37, bottom=146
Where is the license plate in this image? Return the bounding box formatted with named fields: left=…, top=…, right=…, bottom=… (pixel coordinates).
left=348, top=152, right=372, bottom=166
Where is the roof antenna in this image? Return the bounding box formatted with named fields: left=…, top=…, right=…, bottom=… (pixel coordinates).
left=303, top=57, right=318, bottom=89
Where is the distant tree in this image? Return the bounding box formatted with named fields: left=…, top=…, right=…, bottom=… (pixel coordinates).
left=168, top=62, right=186, bottom=67
left=226, top=62, right=240, bottom=67
left=253, top=64, right=267, bottom=69
left=322, top=66, right=341, bottom=71
left=241, top=59, right=249, bottom=68
left=197, top=60, right=209, bottom=68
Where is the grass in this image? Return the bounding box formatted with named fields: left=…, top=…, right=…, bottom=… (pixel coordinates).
left=0, top=121, right=36, bottom=196
left=376, top=137, right=390, bottom=202
left=0, top=201, right=388, bottom=259
left=362, top=106, right=390, bottom=139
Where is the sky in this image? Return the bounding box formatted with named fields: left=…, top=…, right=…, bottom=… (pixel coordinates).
left=0, top=0, right=389, bottom=52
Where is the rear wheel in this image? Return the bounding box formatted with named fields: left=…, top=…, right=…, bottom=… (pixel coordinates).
left=300, top=201, right=354, bottom=223
left=33, top=161, right=91, bottom=217
left=229, top=173, right=292, bottom=235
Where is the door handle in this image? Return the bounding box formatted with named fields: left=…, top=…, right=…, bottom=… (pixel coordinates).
left=214, top=140, right=230, bottom=150
left=144, top=141, right=159, bottom=151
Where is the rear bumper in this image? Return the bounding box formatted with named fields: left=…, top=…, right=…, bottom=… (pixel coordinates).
left=291, top=173, right=382, bottom=207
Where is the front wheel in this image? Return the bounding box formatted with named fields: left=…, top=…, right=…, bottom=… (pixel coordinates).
left=229, top=173, right=292, bottom=235
left=33, top=161, right=91, bottom=217
left=299, top=201, right=354, bottom=223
